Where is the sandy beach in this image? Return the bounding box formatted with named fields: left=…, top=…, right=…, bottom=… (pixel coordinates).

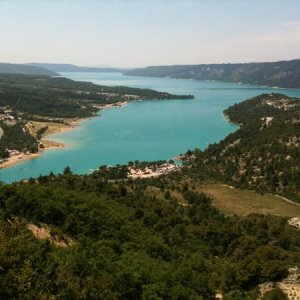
left=0, top=152, right=40, bottom=169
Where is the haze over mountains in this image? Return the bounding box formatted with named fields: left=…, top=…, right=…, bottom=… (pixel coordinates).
left=28, top=63, right=125, bottom=73
left=0, top=63, right=58, bottom=76
left=0, top=63, right=125, bottom=76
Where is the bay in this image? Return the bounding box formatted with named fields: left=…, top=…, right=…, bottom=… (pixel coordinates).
left=1, top=72, right=300, bottom=183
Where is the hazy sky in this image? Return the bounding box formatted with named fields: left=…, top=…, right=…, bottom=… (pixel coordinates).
left=0, top=0, right=300, bottom=67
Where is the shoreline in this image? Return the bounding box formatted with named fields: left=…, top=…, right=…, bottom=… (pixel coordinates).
left=0, top=98, right=235, bottom=171
left=0, top=153, right=40, bottom=169
left=0, top=101, right=129, bottom=170
left=0, top=143, right=65, bottom=170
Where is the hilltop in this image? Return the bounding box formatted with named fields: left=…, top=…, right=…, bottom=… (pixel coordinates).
left=28, top=63, right=125, bottom=73
left=0, top=63, right=58, bottom=76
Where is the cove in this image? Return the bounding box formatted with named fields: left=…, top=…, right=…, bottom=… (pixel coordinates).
left=1, top=72, right=300, bottom=183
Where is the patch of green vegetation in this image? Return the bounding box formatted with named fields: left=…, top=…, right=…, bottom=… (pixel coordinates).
left=197, top=183, right=300, bottom=217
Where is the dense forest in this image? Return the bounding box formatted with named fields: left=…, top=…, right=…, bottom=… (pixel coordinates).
left=125, top=59, right=300, bottom=89
left=185, top=93, right=300, bottom=202
left=0, top=167, right=300, bottom=299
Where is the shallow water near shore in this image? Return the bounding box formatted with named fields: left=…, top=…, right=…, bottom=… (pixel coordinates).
left=1, top=72, right=300, bottom=183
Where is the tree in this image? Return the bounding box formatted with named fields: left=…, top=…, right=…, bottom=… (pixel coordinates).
left=63, top=166, right=72, bottom=175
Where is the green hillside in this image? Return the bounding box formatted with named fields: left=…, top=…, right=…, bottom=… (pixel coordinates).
left=185, top=93, right=300, bottom=202
left=0, top=167, right=300, bottom=299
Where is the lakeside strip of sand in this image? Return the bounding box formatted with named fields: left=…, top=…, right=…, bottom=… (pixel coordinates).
left=0, top=153, right=41, bottom=169
left=0, top=101, right=128, bottom=170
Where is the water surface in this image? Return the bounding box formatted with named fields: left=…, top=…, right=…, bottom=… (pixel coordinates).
left=1, top=72, right=300, bottom=183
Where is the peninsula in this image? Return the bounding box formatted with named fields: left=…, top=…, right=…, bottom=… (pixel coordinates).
left=0, top=73, right=193, bottom=168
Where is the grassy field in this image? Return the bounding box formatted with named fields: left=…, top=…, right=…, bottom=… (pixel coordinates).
left=197, top=183, right=300, bottom=217
left=30, top=121, right=70, bottom=136
left=29, top=121, right=72, bottom=149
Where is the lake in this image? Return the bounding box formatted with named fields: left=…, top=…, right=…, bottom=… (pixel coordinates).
left=1, top=72, right=300, bottom=183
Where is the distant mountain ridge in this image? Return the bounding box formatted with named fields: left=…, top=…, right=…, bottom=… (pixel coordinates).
left=28, top=63, right=125, bottom=73
left=125, top=59, right=300, bottom=89
left=0, top=63, right=58, bottom=76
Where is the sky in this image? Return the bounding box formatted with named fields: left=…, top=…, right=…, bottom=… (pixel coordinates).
left=0, top=0, right=299, bottom=67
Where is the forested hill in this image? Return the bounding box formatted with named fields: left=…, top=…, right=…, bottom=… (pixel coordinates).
left=0, top=74, right=193, bottom=119
left=0, top=63, right=58, bottom=76
left=1, top=165, right=300, bottom=299
left=28, top=63, right=124, bottom=73
left=186, top=93, right=300, bottom=201
left=125, top=59, right=300, bottom=88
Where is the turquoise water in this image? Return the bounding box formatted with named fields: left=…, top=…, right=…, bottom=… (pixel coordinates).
left=1, top=72, right=300, bottom=183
